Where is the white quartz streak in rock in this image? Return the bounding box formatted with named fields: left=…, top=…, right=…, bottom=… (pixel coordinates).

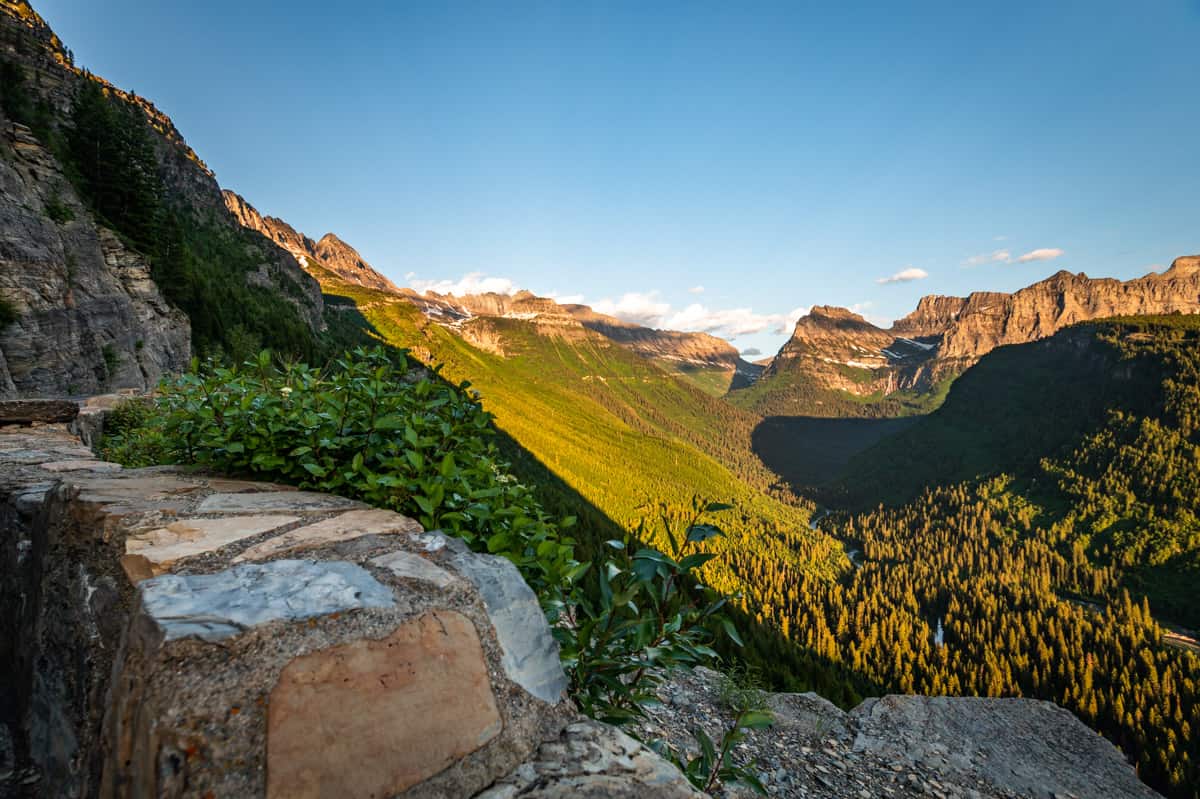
left=140, top=560, right=396, bottom=641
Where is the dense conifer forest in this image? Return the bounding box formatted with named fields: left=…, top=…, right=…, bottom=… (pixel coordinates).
left=756, top=318, right=1200, bottom=796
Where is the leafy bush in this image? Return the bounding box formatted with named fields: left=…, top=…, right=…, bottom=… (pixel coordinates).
left=98, top=397, right=170, bottom=467
left=559, top=497, right=742, bottom=724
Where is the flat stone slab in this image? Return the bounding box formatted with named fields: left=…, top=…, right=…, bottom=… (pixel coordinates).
left=40, top=459, right=123, bottom=472
left=139, top=559, right=396, bottom=641
left=197, top=490, right=363, bottom=514
left=370, top=550, right=459, bottom=589
left=124, top=515, right=299, bottom=577
left=267, top=610, right=502, bottom=798
left=73, top=474, right=206, bottom=504
left=235, top=508, right=422, bottom=562
left=0, top=399, right=78, bottom=424
left=449, top=551, right=568, bottom=704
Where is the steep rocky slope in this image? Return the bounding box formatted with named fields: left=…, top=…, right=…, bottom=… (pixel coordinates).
left=736, top=258, right=1200, bottom=417
left=223, top=190, right=400, bottom=293
left=0, top=0, right=326, bottom=396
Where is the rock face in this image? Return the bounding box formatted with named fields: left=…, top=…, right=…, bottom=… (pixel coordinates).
left=0, top=119, right=191, bottom=396
left=749, top=258, right=1200, bottom=415
left=0, top=417, right=687, bottom=799
left=0, top=1, right=325, bottom=398
left=634, top=667, right=1160, bottom=799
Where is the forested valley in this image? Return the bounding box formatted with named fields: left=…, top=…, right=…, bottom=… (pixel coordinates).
left=321, top=256, right=1200, bottom=797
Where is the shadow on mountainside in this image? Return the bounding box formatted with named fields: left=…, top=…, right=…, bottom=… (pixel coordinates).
left=751, top=415, right=921, bottom=495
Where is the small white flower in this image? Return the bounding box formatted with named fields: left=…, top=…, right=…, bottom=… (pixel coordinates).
left=280, top=386, right=293, bottom=397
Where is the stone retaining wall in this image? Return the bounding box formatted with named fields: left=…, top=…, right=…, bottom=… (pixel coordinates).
left=0, top=401, right=699, bottom=798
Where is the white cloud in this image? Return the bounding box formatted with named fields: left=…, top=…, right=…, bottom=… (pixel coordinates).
left=963, top=249, right=1011, bottom=267
left=546, top=291, right=585, bottom=305
left=407, top=275, right=811, bottom=343
left=785, top=306, right=810, bottom=330
left=404, top=271, right=417, bottom=280
left=410, top=272, right=518, bottom=296
left=1017, top=247, right=1065, bottom=263
left=590, top=293, right=807, bottom=340
left=876, top=267, right=929, bottom=285
left=591, top=292, right=674, bottom=328
left=663, top=304, right=794, bottom=338
left=741, top=347, right=763, bottom=356
left=994, top=235, right=1008, bottom=241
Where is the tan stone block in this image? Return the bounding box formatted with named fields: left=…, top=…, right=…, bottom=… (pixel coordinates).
left=125, top=515, right=299, bottom=573
left=40, top=459, right=123, bottom=472
left=267, top=610, right=503, bottom=798
left=235, top=508, right=422, bottom=562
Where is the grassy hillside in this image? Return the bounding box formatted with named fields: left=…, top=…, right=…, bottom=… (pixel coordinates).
left=317, top=279, right=857, bottom=684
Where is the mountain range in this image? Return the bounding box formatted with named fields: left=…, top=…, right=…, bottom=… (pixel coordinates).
left=220, top=185, right=1200, bottom=422
left=732, top=258, right=1200, bottom=416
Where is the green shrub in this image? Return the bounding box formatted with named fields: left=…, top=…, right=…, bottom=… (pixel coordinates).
left=103, top=346, right=577, bottom=600
left=44, top=193, right=74, bottom=224
left=558, top=497, right=742, bottom=724
left=99, top=397, right=170, bottom=467
left=101, top=343, right=120, bottom=376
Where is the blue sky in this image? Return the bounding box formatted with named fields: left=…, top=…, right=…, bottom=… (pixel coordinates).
left=38, top=0, right=1200, bottom=356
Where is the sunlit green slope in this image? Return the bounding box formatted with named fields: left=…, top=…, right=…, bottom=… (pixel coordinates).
left=320, top=280, right=847, bottom=602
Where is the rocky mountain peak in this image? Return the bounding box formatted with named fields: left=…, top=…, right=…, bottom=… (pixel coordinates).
left=1167, top=255, right=1200, bottom=275
left=221, top=191, right=398, bottom=294
left=808, top=305, right=868, bottom=322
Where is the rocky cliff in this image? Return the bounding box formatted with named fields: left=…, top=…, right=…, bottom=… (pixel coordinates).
left=635, top=667, right=1160, bottom=799
left=744, top=259, right=1200, bottom=416
left=0, top=119, right=190, bottom=396
left=0, top=0, right=325, bottom=397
